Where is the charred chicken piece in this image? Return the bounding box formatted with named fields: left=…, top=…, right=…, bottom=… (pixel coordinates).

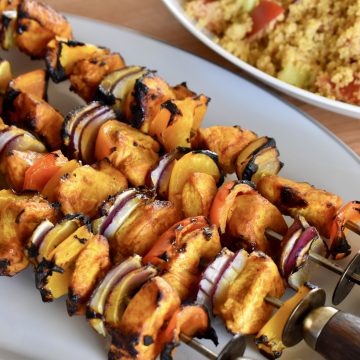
left=56, top=159, right=128, bottom=219
left=171, top=82, right=196, bottom=100
left=67, top=233, right=110, bottom=316
left=123, top=72, right=175, bottom=133
left=46, top=39, right=109, bottom=82
left=213, top=251, right=285, bottom=334
left=4, top=92, right=63, bottom=149
left=146, top=217, right=221, bottom=300
left=69, top=52, right=125, bottom=102
left=159, top=304, right=217, bottom=360
left=16, top=0, right=73, bottom=58
left=0, top=189, right=58, bottom=276
left=109, top=276, right=181, bottom=360
left=226, top=189, right=288, bottom=256
left=95, top=120, right=160, bottom=187
left=257, top=175, right=343, bottom=238
left=4, top=149, right=44, bottom=191
left=4, top=68, right=48, bottom=102
left=108, top=199, right=181, bottom=264
left=192, top=125, right=257, bottom=174
left=150, top=95, right=209, bottom=152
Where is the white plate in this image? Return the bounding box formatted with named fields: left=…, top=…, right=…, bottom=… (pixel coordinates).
left=162, top=0, right=360, bottom=119
left=0, top=14, right=359, bottom=360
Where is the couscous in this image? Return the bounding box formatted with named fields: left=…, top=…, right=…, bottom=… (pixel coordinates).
left=185, top=0, right=360, bottom=105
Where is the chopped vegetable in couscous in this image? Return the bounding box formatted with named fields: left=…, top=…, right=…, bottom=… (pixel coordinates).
left=185, top=0, right=360, bottom=105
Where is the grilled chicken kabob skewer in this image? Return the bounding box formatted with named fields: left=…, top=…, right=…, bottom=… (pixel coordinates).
left=24, top=191, right=360, bottom=360
left=210, top=179, right=360, bottom=307
left=0, top=164, right=357, bottom=360
left=26, top=202, right=284, bottom=360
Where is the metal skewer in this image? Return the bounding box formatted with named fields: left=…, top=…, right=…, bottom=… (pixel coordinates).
left=180, top=332, right=250, bottom=360
left=180, top=334, right=217, bottom=359
left=346, top=220, right=360, bottom=236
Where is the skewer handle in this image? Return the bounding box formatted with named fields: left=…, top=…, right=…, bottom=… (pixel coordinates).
left=303, top=307, right=360, bottom=360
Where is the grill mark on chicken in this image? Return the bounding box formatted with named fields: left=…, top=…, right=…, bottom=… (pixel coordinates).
left=143, top=335, right=154, bottom=346
left=280, top=186, right=308, bottom=208
left=15, top=209, right=25, bottom=224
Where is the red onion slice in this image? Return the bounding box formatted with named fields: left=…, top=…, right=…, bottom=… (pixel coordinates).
left=98, top=189, right=152, bottom=239
left=79, top=107, right=115, bottom=163
left=283, top=226, right=317, bottom=279
left=0, top=128, right=23, bottom=158
left=68, top=102, right=116, bottom=161
left=30, top=220, right=54, bottom=248
left=27, top=220, right=54, bottom=260
left=67, top=102, right=100, bottom=146
left=278, top=216, right=308, bottom=277
left=196, top=248, right=235, bottom=309
left=66, top=102, right=115, bottom=161
left=73, top=106, right=108, bottom=150
left=287, top=228, right=328, bottom=289
left=212, top=249, right=248, bottom=310
left=87, top=255, right=142, bottom=336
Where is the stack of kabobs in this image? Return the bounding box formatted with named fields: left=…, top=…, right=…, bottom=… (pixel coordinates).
left=0, top=1, right=359, bottom=359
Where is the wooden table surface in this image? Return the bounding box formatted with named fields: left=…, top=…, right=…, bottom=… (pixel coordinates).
left=47, top=0, right=360, bottom=156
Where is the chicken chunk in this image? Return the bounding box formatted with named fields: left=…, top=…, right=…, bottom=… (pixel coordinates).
left=226, top=192, right=288, bottom=256
left=4, top=150, right=45, bottom=191
left=257, top=175, right=343, bottom=238
left=110, top=200, right=181, bottom=264
left=162, top=224, right=221, bottom=300
left=6, top=92, right=64, bottom=149
left=109, top=277, right=180, bottom=360
left=56, top=160, right=128, bottom=218
left=123, top=72, right=175, bottom=133
left=0, top=190, right=58, bottom=276
left=214, top=251, right=285, bottom=334
left=192, top=126, right=257, bottom=173
left=96, top=120, right=160, bottom=187
left=69, top=52, right=125, bottom=102
left=67, top=234, right=110, bottom=316
left=16, top=0, right=73, bottom=58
